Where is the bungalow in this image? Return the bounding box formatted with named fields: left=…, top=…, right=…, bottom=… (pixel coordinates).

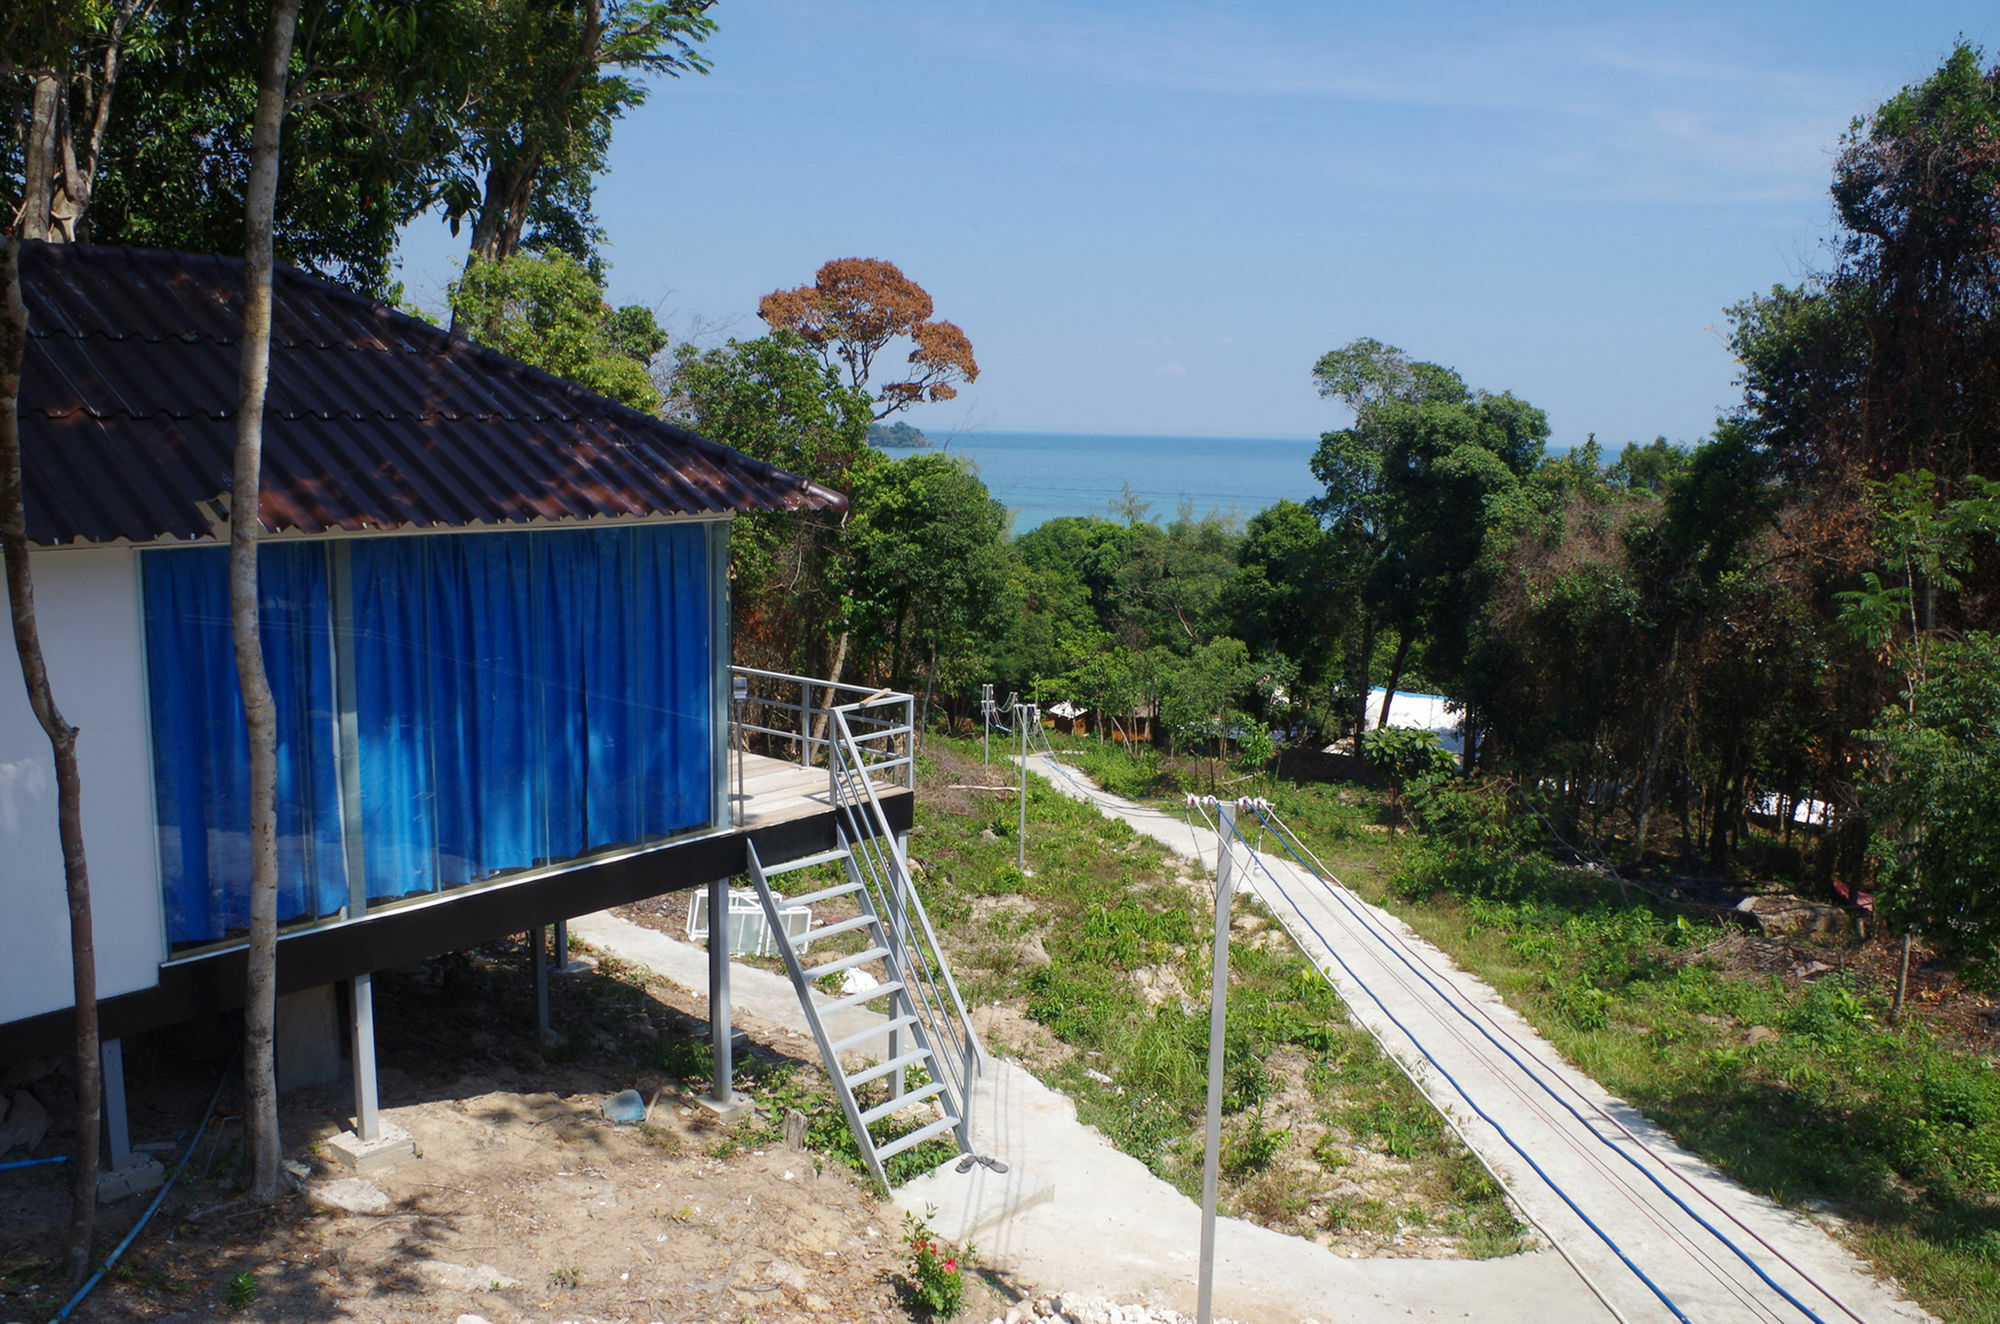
left=0, top=242, right=925, bottom=1169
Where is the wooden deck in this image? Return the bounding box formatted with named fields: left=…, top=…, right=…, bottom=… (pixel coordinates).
left=732, top=750, right=909, bottom=841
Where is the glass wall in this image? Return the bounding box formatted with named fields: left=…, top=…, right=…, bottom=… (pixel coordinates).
left=142, top=523, right=717, bottom=949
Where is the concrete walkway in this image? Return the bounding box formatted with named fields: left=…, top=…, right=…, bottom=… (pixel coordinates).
left=1019, top=753, right=1935, bottom=1324
left=569, top=912, right=1606, bottom=1322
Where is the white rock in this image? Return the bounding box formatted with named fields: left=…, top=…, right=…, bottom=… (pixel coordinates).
left=307, top=1177, right=390, bottom=1214
left=414, top=1260, right=520, bottom=1291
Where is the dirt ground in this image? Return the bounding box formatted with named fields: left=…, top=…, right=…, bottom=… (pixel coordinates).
left=0, top=941, right=1022, bottom=1324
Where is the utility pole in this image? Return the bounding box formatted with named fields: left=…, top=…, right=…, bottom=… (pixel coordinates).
left=1016, top=701, right=1030, bottom=875
left=1197, top=797, right=1239, bottom=1324
left=982, top=683, right=994, bottom=766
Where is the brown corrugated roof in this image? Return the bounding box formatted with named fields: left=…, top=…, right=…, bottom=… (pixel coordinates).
left=15, top=242, right=846, bottom=546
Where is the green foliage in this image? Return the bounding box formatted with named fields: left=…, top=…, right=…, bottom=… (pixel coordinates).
left=845, top=454, right=1010, bottom=692
left=1863, top=634, right=2000, bottom=969
left=222, top=1271, right=257, bottom=1312
left=447, top=249, right=664, bottom=410
left=900, top=1206, right=971, bottom=1319
left=667, top=332, right=875, bottom=672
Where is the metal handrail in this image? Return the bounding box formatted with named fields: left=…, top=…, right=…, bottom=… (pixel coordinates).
left=827, top=706, right=981, bottom=1111
left=731, top=665, right=915, bottom=792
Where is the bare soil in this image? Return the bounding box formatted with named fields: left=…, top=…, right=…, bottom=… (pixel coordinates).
left=0, top=941, right=1020, bottom=1323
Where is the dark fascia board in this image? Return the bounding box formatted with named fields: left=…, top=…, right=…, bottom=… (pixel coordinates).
left=0, top=792, right=910, bottom=1062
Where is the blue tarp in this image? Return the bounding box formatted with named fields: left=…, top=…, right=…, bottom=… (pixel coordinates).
left=144, top=524, right=713, bottom=946
left=144, top=543, right=346, bottom=944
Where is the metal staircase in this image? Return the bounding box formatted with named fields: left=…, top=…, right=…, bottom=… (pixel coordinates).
left=746, top=703, right=982, bottom=1190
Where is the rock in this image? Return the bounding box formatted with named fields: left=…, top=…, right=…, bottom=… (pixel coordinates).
left=455, top=1316, right=494, bottom=1324
left=1018, top=936, right=1052, bottom=968
left=413, top=1261, right=520, bottom=1292
left=1747, top=1025, right=1780, bottom=1045
left=782, top=1109, right=808, bottom=1150
left=837, top=968, right=880, bottom=996
left=308, top=1177, right=392, bottom=1214
left=1, top=1057, right=57, bottom=1090
left=0, top=1089, right=51, bottom=1156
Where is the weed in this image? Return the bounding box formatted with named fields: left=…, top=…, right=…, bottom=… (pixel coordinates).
left=549, top=1266, right=582, bottom=1289
left=223, top=1271, right=257, bottom=1311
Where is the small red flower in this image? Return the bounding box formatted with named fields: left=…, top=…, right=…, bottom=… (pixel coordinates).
left=944, top=1259, right=957, bottom=1274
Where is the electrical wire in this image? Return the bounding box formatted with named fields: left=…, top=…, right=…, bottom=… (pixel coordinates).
left=1015, top=714, right=1857, bottom=1321
left=1186, top=806, right=1698, bottom=1323
left=1249, top=805, right=1852, bottom=1324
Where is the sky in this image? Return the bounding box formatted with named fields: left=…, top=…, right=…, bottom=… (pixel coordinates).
left=395, top=1, right=2000, bottom=448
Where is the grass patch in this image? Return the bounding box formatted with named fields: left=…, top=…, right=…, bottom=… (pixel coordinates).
left=910, top=734, right=1525, bottom=1255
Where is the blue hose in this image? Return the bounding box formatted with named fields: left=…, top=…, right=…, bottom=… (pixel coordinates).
left=50, top=1058, right=233, bottom=1323
left=0, top=1155, right=68, bottom=1171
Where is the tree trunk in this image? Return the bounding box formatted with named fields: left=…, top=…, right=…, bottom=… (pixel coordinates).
left=809, top=628, right=850, bottom=753
left=0, top=240, right=101, bottom=1289
left=1377, top=630, right=1412, bottom=731
left=236, top=0, right=301, bottom=1205
left=1351, top=614, right=1376, bottom=743
left=18, top=73, right=64, bottom=242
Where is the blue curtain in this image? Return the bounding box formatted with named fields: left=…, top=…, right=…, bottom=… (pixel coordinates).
left=351, top=524, right=712, bottom=900
left=143, top=544, right=347, bottom=946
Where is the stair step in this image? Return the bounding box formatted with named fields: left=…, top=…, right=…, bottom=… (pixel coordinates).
left=818, top=979, right=903, bottom=1018
left=833, top=1014, right=919, bottom=1055
left=875, top=1113, right=962, bottom=1161
left=847, top=1049, right=931, bottom=1089
left=758, top=846, right=852, bottom=878
left=804, top=946, right=888, bottom=982
left=783, top=879, right=865, bottom=908
left=800, top=913, right=878, bottom=946
left=859, top=1081, right=947, bottom=1126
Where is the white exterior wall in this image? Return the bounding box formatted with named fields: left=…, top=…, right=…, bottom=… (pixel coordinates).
left=0, top=548, right=162, bottom=1024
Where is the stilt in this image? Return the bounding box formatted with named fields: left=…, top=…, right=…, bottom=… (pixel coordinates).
left=531, top=926, right=550, bottom=1041
left=323, top=970, right=414, bottom=1172
left=700, top=874, right=750, bottom=1120
left=350, top=973, right=379, bottom=1143
left=100, top=1038, right=129, bottom=1168
left=708, top=874, right=732, bottom=1101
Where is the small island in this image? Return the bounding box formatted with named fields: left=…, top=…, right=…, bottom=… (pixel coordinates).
left=868, top=420, right=931, bottom=448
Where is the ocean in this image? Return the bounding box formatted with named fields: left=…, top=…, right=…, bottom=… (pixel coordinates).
left=886, top=431, right=1321, bottom=533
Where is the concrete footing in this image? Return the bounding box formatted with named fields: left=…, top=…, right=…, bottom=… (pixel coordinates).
left=324, top=1119, right=415, bottom=1173
left=96, top=1153, right=165, bottom=1203
left=896, top=1156, right=1053, bottom=1244
left=692, top=1090, right=754, bottom=1124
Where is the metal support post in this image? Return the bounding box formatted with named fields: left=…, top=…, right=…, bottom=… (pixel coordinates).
left=707, top=873, right=734, bottom=1106
left=1197, top=801, right=1237, bottom=1324
left=100, top=1038, right=129, bottom=1168
left=350, top=973, right=380, bottom=1143
left=1017, top=704, right=1029, bottom=874
left=531, top=926, right=550, bottom=1042
left=732, top=673, right=749, bottom=805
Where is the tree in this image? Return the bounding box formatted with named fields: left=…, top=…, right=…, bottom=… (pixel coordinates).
left=666, top=332, right=875, bottom=675
left=234, top=0, right=300, bottom=1205
left=1864, top=635, right=2000, bottom=977
left=450, top=0, right=715, bottom=272
left=0, top=241, right=101, bottom=1286
left=5, top=0, right=158, bottom=242
left=1309, top=338, right=1549, bottom=742
left=843, top=453, right=1008, bottom=698
left=759, top=258, right=979, bottom=419
left=449, top=249, right=666, bottom=411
